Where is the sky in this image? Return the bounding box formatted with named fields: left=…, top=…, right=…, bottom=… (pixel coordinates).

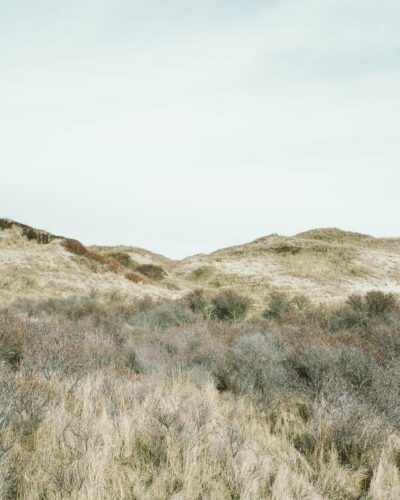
left=1, top=0, right=399, bottom=258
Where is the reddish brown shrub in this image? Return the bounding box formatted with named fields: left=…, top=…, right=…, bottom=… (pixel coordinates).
left=106, top=260, right=122, bottom=274
left=125, top=272, right=146, bottom=284
left=87, top=251, right=108, bottom=265
left=62, top=238, right=88, bottom=256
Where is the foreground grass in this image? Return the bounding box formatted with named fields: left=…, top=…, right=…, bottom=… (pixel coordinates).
left=1, top=292, right=400, bottom=498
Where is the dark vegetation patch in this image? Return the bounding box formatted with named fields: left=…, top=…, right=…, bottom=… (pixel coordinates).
left=136, top=264, right=167, bottom=281
left=108, top=251, right=137, bottom=269
left=268, top=245, right=302, bottom=255
left=0, top=219, right=57, bottom=244
left=209, top=290, right=250, bottom=321
left=61, top=239, right=129, bottom=276
left=62, top=242, right=166, bottom=283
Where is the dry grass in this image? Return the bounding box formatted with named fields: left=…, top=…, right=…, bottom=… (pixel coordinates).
left=1, top=292, right=400, bottom=498
left=2, top=220, right=400, bottom=306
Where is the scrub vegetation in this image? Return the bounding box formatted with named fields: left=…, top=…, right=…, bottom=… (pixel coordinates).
left=1, top=289, right=400, bottom=499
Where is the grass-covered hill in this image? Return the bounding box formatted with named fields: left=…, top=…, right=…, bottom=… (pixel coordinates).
left=2, top=219, right=400, bottom=498
left=2, top=218, right=400, bottom=306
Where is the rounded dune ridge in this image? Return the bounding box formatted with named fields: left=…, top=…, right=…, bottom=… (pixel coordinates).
left=1, top=218, right=400, bottom=305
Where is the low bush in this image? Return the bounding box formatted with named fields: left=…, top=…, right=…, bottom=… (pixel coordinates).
left=329, top=290, right=399, bottom=332
left=214, top=333, right=291, bottom=399
left=365, top=290, right=397, bottom=316
left=136, top=264, right=167, bottom=281
left=210, top=291, right=250, bottom=321
left=125, top=272, right=146, bottom=283
left=336, top=346, right=376, bottom=389
left=0, top=329, right=23, bottom=368
left=128, top=301, right=196, bottom=331
left=288, top=345, right=337, bottom=393
left=185, top=289, right=207, bottom=314
left=328, top=306, right=368, bottom=331
left=263, top=292, right=293, bottom=320
left=62, top=238, right=88, bottom=255
left=109, top=251, right=136, bottom=269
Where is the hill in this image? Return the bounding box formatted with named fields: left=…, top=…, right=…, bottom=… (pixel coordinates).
left=1, top=218, right=400, bottom=306
left=3, top=218, right=400, bottom=498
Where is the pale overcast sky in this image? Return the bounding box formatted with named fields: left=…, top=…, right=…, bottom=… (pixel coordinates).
left=1, top=0, right=399, bottom=258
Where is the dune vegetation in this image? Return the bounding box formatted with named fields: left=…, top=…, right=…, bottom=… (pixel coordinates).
left=2, top=288, right=400, bottom=499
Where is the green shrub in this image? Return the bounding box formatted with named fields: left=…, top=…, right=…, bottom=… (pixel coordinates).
left=365, top=290, right=397, bottom=316
left=346, top=294, right=365, bottom=313
left=128, top=302, right=196, bottom=331
left=136, top=264, right=166, bottom=281
left=263, top=292, right=293, bottom=320
left=185, top=289, right=207, bottom=314
left=209, top=291, right=250, bottom=321
left=109, top=251, right=137, bottom=269
left=0, top=333, right=23, bottom=368
left=328, top=307, right=367, bottom=331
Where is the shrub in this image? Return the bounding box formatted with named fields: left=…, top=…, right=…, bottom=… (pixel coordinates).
left=336, top=347, right=376, bottom=389
left=365, top=290, right=397, bottom=316
left=136, top=264, right=166, bottom=281
left=263, top=292, right=293, bottom=320
left=107, top=259, right=124, bottom=274
left=288, top=346, right=337, bottom=393
left=109, top=251, right=136, bottom=269
left=213, top=333, right=290, bottom=399
left=128, top=302, right=195, bottom=330
left=125, top=272, right=146, bottom=283
left=0, top=331, right=23, bottom=368
left=0, top=219, right=55, bottom=244
left=346, top=294, right=365, bottom=313
left=87, top=250, right=108, bottom=265
left=185, top=289, right=207, bottom=314
left=328, top=306, right=367, bottom=331
left=210, top=291, right=250, bottom=321
left=62, top=238, right=88, bottom=255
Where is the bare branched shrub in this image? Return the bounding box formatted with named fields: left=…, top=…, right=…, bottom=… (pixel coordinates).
left=214, top=333, right=292, bottom=401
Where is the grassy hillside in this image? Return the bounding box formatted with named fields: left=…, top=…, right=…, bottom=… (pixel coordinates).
left=2, top=219, right=400, bottom=498
left=2, top=219, right=400, bottom=307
